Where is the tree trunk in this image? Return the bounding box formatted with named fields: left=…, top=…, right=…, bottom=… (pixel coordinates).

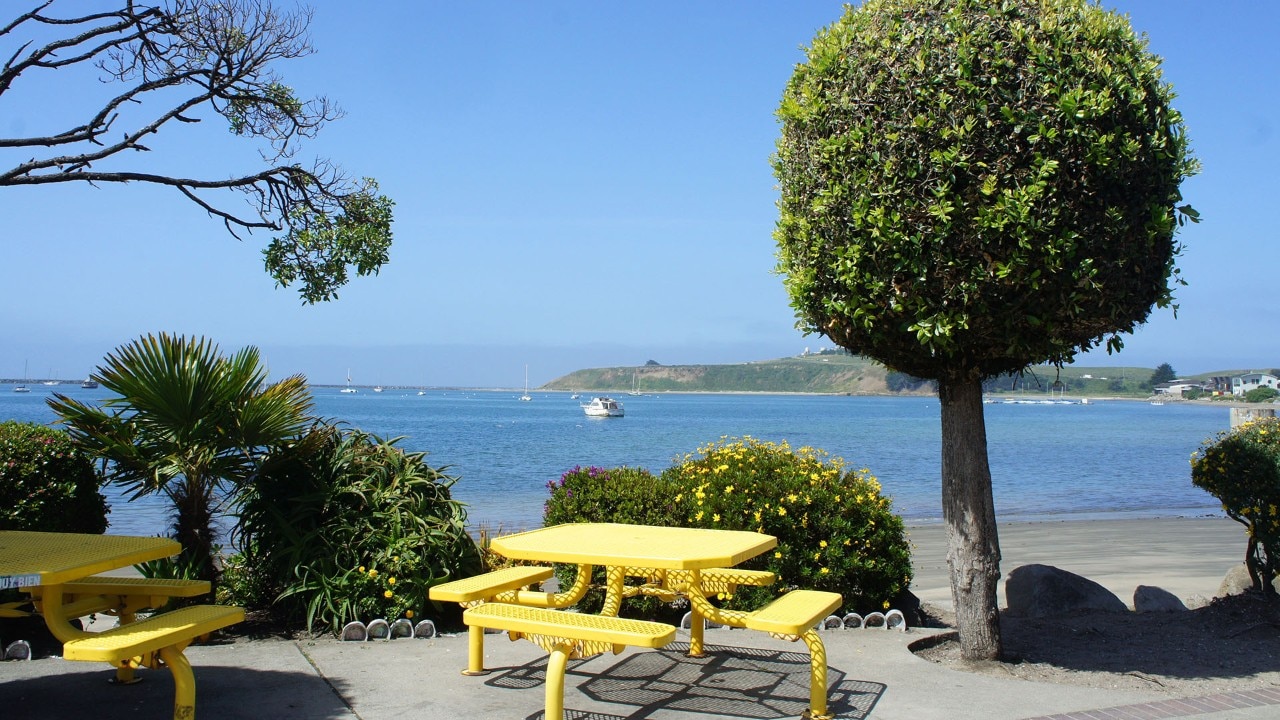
left=938, top=376, right=1003, bottom=660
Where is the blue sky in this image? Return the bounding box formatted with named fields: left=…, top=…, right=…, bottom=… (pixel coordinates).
left=1, top=1, right=1275, bottom=388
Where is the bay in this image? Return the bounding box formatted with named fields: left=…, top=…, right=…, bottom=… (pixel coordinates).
left=1, top=386, right=1229, bottom=540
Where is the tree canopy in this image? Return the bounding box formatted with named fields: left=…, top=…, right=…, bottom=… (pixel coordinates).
left=774, top=0, right=1198, bottom=383
left=0, top=0, right=393, bottom=302
left=1149, top=362, right=1177, bottom=386
left=773, top=0, right=1197, bottom=661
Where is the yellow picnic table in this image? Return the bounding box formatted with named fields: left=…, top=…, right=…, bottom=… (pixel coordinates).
left=0, top=531, right=243, bottom=720
left=489, top=522, right=778, bottom=654
left=468, top=523, right=840, bottom=720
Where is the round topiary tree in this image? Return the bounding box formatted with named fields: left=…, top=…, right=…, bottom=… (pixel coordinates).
left=773, top=0, right=1198, bottom=659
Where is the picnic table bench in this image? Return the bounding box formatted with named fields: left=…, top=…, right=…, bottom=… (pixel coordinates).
left=462, top=602, right=675, bottom=720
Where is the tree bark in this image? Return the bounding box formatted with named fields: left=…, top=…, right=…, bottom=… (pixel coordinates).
left=938, top=376, right=1003, bottom=660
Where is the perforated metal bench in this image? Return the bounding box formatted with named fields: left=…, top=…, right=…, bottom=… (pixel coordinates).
left=743, top=589, right=843, bottom=720
left=62, top=604, right=244, bottom=720
left=428, top=566, right=553, bottom=606
left=29, top=575, right=210, bottom=618
left=462, top=602, right=675, bottom=720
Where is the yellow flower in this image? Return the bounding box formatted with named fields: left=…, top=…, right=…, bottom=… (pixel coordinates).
left=406, top=610, right=414, bottom=619
left=819, top=540, right=828, bottom=548
left=712, top=513, right=721, bottom=522
left=820, top=567, right=830, bottom=574
left=358, top=566, right=366, bottom=573
left=724, top=485, right=734, bottom=494
left=883, top=600, right=890, bottom=610
left=778, top=507, right=787, bottom=516
left=388, top=577, right=396, bottom=586
left=384, top=590, right=393, bottom=598
left=368, top=569, right=378, bottom=578
left=774, top=551, right=782, bottom=559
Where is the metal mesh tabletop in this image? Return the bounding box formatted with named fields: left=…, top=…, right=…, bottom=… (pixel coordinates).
left=489, top=523, right=777, bottom=569
left=0, top=531, right=179, bottom=589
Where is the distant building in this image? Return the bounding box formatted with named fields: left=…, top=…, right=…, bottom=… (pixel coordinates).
left=1232, top=372, right=1280, bottom=396
left=1154, top=380, right=1206, bottom=397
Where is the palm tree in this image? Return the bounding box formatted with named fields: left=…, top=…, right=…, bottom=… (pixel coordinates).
left=49, top=333, right=313, bottom=587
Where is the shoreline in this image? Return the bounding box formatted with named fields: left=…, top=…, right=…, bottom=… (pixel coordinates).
left=908, top=515, right=1246, bottom=611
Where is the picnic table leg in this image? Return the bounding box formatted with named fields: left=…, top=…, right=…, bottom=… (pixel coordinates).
left=112, top=608, right=141, bottom=684
left=463, top=624, right=489, bottom=675
left=158, top=645, right=195, bottom=720
left=600, top=565, right=626, bottom=617
left=544, top=642, right=572, bottom=720
left=801, top=627, right=832, bottom=720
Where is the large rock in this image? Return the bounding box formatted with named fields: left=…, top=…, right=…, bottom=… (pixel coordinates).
left=1134, top=584, right=1187, bottom=613
left=1005, top=564, right=1128, bottom=617
left=1218, top=564, right=1255, bottom=597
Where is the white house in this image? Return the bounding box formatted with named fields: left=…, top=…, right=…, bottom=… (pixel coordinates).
left=1232, top=372, right=1280, bottom=396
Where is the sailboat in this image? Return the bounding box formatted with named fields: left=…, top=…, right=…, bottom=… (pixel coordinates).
left=13, top=361, right=30, bottom=393
left=341, top=369, right=358, bottom=394
left=520, top=365, right=532, bottom=401
left=628, top=370, right=642, bottom=396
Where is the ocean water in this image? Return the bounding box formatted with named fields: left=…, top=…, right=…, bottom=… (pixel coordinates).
left=2, top=386, right=1229, bottom=540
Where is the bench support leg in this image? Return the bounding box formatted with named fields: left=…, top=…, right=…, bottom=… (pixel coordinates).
left=462, top=625, right=490, bottom=676
left=688, top=607, right=705, bottom=657
left=800, top=628, right=831, bottom=720
left=159, top=646, right=195, bottom=720
left=545, top=642, right=571, bottom=720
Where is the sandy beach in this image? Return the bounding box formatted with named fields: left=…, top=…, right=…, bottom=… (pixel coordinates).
left=907, top=515, right=1245, bottom=610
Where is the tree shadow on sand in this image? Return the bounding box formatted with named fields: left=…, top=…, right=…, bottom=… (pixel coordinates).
left=912, top=593, right=1280, bottom=690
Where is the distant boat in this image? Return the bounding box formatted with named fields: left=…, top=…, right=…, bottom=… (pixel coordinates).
left=13, top=360, right=30, bottom=392
left=80, top=377, right=98, bottom=389
left=628, top=370, right=642, bottom=396
left=520, top=365, right=532, bottom=401
left=341, top=369, right=358, bottom=394
left=570, top=391, right=580, bottom=400
left=581, top=396, right=624, bottom=417
left=373, top=386, right=384, bottom=393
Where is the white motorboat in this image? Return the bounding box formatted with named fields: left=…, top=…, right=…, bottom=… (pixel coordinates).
left=341, top=369, right=357, bottom=393
left=581, top=396, right=624, bottom=417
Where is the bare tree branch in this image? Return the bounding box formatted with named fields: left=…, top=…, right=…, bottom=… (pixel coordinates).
left=0, top=0, right=393, bottom=302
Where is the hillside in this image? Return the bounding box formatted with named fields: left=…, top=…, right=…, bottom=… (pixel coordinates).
left=545, top=354, right=891, bottom=394
left=543, top=356, right=1245, bottom=397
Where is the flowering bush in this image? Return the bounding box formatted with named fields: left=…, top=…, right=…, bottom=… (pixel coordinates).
left=0, top=421, right=108, bottom=533
left=662, top=437, right=912, bottom=613
left=1191, top=418, right=1280, bottom=593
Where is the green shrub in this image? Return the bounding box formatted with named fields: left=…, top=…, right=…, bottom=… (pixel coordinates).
left=662, top=437, right=912, bottom=614
left=1191, top=418, right=1280, bottom=593
left=1244, top=387, right=1279, bottom=403
left=542, top=466, right=685, bottom=619
left=0, top=421, right=108, bottom=533
left=229, top=423, right=482, bottom=634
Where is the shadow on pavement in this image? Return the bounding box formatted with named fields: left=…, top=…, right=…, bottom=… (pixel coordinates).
left=0, top=664, right=354, bottom=720
left=486, top=641, right=884, bottom=720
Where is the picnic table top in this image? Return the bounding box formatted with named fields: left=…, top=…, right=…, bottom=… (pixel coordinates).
left=488, top=523, right=777, bottom=570
left=0, top=531, right=178, bottom=589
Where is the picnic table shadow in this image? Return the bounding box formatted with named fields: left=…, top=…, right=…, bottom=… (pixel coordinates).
left=484, top=641, right=884, bottom=720
left=0, top=663, right=355, bottom=720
